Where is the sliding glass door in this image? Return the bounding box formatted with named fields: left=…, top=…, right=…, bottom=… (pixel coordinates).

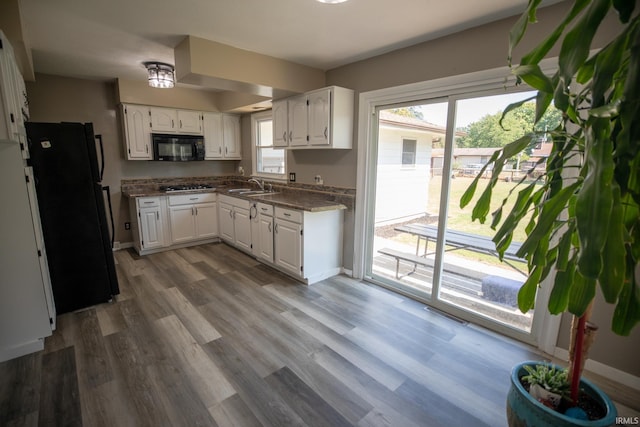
left=366, top=89, right=554, bottom=341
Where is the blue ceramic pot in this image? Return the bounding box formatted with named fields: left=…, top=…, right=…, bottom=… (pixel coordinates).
left=506, top=361, right=617, bottom=427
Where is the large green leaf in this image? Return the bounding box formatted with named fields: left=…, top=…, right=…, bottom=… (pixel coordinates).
left=575, top=119, right=615, bottom=279
left=508, top=0, right=544, bottom=65
left=512, top=65, right=554, bottom=93
left=558, top=0, right=611, bottom=83
left=612, top=255, right=640, bottom=335
left=518, top=266, right=542, bottom=313
left=549, top=260, right=575, bottom=315
left=599, top=184, right=626, bottom=302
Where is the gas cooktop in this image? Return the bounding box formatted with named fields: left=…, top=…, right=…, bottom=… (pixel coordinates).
left=161, top=184, right=215, bottom=192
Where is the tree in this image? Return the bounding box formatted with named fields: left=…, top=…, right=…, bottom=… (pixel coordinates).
left=457, top=102, right=561, bottom=149
left=388, top=106, right=424, bottom=120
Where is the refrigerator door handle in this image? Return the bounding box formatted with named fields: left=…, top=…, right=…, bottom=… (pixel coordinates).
left=95, top=134, right=105, bottom=182
left=102, top=185, right=115, bottom=248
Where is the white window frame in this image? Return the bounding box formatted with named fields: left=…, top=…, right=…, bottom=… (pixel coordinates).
left=251, top=110, right=287, bottom=180
left=401, top=138, right=417, bottom=168
left=353, top=60, right=561, bottom=353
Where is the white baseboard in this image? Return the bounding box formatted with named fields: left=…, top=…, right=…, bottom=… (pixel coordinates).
left=554, top=347, right=640, bottom=391
left=341, top=268, right=353, bottom=277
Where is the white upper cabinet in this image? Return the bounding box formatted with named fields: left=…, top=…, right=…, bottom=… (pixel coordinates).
left=203, top=112, right=241, bottom=160
left=272, top=86, right=354, bottom=150
left=122, top=104, right=152, bottom=160
left=150, top=107, right=203, bottom=135
left=272, top=100, right=289, bottom=147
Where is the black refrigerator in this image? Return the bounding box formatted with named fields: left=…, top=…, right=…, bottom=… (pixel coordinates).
left=26, top=122, right=119, bottom=314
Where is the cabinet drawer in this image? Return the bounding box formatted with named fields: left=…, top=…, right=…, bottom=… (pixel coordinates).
left=168, top=193, right=216, bottom=206
left=137, top=197, right=161, bottom=208
left=218, top=194, right=250, bottom=209
left=275, top=207, right=302, bottom=223
left=256, top=203, right=273, bottom=216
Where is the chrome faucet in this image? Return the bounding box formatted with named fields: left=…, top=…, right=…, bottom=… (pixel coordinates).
left=248, top=178, right=265, bottom=191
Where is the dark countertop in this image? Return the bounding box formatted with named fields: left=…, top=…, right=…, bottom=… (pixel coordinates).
left=122, top=185, right=347, bottom=213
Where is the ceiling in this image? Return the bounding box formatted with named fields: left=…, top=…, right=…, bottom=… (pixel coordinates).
left=19, top=0, right=561, bottom=88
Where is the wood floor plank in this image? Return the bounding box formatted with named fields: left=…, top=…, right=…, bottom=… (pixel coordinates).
left=72, top=309, right=114, bottom=391
left=78, top=380, right=137, bottom=427
left=155, top=315, right=235, bottom=406
left=203, top=337, right=307, bottom=427
left=162, top=286, right=221, bottom=344
left=0, top=352, right=41, bottom=425
left=281, top=308, right=406, bottom=391
left=38, top=346, right=82, bottom=427
left=208, top=394, right=263, bottom=427
left=265, top=366, right=353, bottom=427
left=95, top=301, right=128, bottom=336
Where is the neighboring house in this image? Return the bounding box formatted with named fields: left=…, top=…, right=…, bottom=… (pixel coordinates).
left=431, top=147, right=501, bottom=173
left=375, top=111, right=446, bottom=224
left=521, top=141, right=552, bottom=175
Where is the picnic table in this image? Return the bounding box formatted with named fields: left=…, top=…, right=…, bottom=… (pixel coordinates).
left=378, top=223, right=525, bottom=279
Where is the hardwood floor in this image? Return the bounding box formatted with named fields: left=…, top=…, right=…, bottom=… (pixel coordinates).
left=1, top=243, right=638, bottom=426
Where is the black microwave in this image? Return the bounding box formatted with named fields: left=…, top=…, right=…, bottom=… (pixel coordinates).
left=152, top=134, right=205, bottom=161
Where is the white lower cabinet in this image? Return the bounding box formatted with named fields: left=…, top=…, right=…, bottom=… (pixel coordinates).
left=218, top=195, right=251, bottom=252
left=168, top=193, right=218, bottom=244
left=130, top=193, right=218, bottom=255
left=272, top=206, right=344, bottom=284
left=255, top=202, right=274, bottom=263
left=131, top=196, right=168, bottom=253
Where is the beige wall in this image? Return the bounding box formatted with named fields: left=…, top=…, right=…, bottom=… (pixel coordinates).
left=26, top=74, right=238, bottom=245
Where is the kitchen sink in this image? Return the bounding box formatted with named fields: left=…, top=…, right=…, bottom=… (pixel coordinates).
left=227, top=188, right=252, bottom=193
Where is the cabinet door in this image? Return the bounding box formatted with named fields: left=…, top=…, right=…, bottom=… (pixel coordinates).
left=123, top=104, right=152, bottom=159
left=178, top=110, right=203, bottom=135
left=203, top=112, right=223, bottom=159
left=258, top=214, right=274, bottom=262
left=150, top=107, right=177, bottom=133
left=275, top=219, right=302, bottom=276
left=308, top=90, right=331, bottom=146
left=218, top=202, right=235, bottom=242
left=140, top=206, right=165, bottom=249
left=223, top=115, right=241, bottom=159
left=169, top=205, right=196, bottom=244
left=194, top=202, right=218, bottom=238
left=288, top=95, right=308, bottom=147
left=233, top=206, right=252, bottom=251
left=272, top=100, right=289, bottom=147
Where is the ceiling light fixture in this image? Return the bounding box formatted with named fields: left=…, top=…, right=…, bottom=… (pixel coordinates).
left=143, top=61, right=175, bottom=88
left=316, top=0, right=349, bottom=3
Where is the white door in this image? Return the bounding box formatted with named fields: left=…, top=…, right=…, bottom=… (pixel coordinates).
left=272, top=100, right=289, bottom=147
left=258, top=214, right=274, bottom=262
left=140, top=207, right=165, bottom=249
left=123, top=104, right=151, bottom=159
left=150, top=107, right=177, bottom=133
left=308, top=90, right=331, bottom=146
left=203, top=112, right=223, bottom=159
left=275, top=219, right=302, bottom=276
left=194, top=203, right=218, bottom=238
left=288, top=95, right=308, bottom=146
left=233, top=206, right=252, bottom=251
left=223, top=115, right=241, bottom=158
left=218, top=202, right=235, bottom=242
left=169, top=205, right=196, bottom=244
left=178, top=110, right=203, bottom=134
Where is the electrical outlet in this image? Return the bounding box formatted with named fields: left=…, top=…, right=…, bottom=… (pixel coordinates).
left=124, top=222, right=131, bottom=230
left=289, top=172, right=296, bottom=182
left=314, top=175, right=323, bottom=185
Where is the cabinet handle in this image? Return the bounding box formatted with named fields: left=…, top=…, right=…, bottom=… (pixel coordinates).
left=274, top=223, right=278, bottom=233
left=283, top=131, right=287, bottom=142
left=261, top=207, right=268, bottom=212
left=172, top=119, right=175, bottom=128
left=189, top=197, right=198, bottom=200
left=324, top=126, right=328, bottom=139
left=284, top=212, right=291, bottom=217
left=225, top=147, right=228, bottom=154
left=195, top=207, right=198, bottom=215
left=156, top=212, right=159, bottom=220
left=143, top=201, right=154, bottom=204
left=180, top=120, right=183, bottom=128
left=219, top=147, right=222, bottom=154
left=229, top=210, right=233, bottom=218
left=268, top=222, right=272, bottom=233
left=146, top=145, right=149, bottom=153
left=289, top=131, right=292, bottom=142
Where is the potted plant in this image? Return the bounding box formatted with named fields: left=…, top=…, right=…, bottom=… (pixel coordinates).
left=460, top=0, right=639, bottom=425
